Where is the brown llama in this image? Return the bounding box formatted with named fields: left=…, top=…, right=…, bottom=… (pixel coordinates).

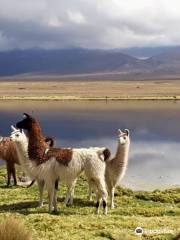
left=0, top=136, right=54, bottom=186
left=0, top=137, right=19, bottom=186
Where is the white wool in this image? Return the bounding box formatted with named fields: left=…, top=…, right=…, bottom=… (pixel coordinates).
left=10, top=129, right=108, bottom=214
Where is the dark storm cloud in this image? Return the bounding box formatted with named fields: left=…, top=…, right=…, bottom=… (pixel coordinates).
left=0, top=0, right=180, bottom=50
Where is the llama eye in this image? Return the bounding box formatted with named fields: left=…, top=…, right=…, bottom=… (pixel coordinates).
left=15, top=134, right=19, bottom=137
left=123, top=137, right=126, bottom=140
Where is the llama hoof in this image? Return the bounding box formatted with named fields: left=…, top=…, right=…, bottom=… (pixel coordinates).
left=96, top=209, right=100, bottom=215
left=38, top=203, right=44, bottom=208
left=64, top=199, right=69, bottom=205
left=51, top=209, right=59, bottom=215
left=104, top=208, right=108, bottom=215
left=65, top=198, right=73, bottom=206
left=111, top=205, right=115, bottom=209
left=66, top=202, right=73, bottom=207
left=14, top=180, right=17, bottom=186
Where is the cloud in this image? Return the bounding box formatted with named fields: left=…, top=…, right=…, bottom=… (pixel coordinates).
left=122, top=140, right=180, bottom=190
left=0, top=0, right=180, bottom=50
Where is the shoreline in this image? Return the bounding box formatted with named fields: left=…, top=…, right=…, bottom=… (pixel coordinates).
left=0, top=95, right=180, bottom=101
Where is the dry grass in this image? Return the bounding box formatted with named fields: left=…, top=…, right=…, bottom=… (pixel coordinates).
left=0, top=217, right=32, bottom=240
left=0, top=80, right=180, bottom=100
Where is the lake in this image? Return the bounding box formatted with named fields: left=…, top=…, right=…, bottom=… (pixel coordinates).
left=0, top=100, right=180, bottom=190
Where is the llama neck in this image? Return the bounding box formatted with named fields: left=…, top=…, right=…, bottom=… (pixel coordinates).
left=28, top=121, right=47, bottom=160
left=111, top=140, right=130, bottom=172
left=14, top=140, right=29, bottom=165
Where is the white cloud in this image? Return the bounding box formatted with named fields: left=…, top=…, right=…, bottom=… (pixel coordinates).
left=67, top=10, right=86, bottom=24
left=0, top=0, right=180, bottom=50
left=48, top=17, right=63, bottom=28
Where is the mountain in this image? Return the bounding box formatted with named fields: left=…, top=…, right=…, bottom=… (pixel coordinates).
left=1, top=48, right=180, bottom=79
left=0, top=49, right=145, bottom=77
left=145, top=48, right=180, bottom=75
left=120, top=46, right=180, bottom=59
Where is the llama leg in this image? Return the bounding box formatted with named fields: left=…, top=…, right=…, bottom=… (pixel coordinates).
left=6, top=163, right=11, bottom=186
left=48, top=187, right=55, bottom=213
left=52, top=179, right=58, bottom=212
left=53, top=187, right=58, bottom=213
left=110, top=187, right=115, bottom=209
left=88, top=181, right=93, bottom=201
left=64, top=180, right=76, bottom=206
left=11, top=164, right=17, bottom=186
left=68, top=180, right=76, bottom=206
left=46, top=179, right=57, bottom=213
left=54, top=179, right=59, bottom=212
left=96, top=178, right=108, bottom=215
left=37, top=180, right=45, bottom=207
left=64, top=186, right=71, bottom=206
left=95, top=193, right=102, bottom=215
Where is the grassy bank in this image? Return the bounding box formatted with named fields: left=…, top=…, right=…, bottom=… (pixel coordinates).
left=0, top=167, right=179, bottom=240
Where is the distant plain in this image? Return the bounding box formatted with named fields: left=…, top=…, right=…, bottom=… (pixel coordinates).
left=1, top=79, right=180, bottom=100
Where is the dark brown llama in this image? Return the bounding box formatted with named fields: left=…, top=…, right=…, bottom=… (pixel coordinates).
left=0, top=137, right=19, bottom=186
left=0, top=136, right=54, bottom=186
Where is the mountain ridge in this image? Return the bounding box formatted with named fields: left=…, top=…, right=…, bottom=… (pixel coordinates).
left=1, top=48, right=180, bottom=79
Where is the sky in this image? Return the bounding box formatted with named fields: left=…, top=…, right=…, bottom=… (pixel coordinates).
left=0, top=0, right=180, bottom=50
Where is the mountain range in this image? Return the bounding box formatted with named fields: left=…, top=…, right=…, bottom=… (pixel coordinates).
left=1, top=47, right=180, bottom=80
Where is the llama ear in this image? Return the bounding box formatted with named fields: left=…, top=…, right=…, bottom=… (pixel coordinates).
left=11, top=125, right=17, bottom=131
left=23, top=113, right=31, bottom=119
left=21, top=129, right=25, bottom=135
left=118, top=129, right=123, bottom=135
left=124, top=129, right=130, bottom=136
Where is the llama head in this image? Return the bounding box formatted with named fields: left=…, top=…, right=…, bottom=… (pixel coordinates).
left=118, top=129, right=130, bottom=145
left=16, top=113, right=35, bottom=131
left=10, top=126, right=27, bottom=144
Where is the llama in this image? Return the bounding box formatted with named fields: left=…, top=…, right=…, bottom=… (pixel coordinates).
left=15, top=113, right=110, bottom=214
left=0, top=135, right=54, bottom=187
left=106, top=129, right=130, bottom=209
left=0, top=137, right=19, bottom=186
left=89, top=129, right=130, bottom=208
left=10, top=127, right=56, bottom=208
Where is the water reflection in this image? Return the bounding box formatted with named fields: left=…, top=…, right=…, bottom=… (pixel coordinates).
left=0, top=100, right=179, bottom=190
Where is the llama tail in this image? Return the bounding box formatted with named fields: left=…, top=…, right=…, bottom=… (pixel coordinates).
left=27, top=179, right=35, bottom=188
left=96, top=148, right=111, bottom=161
left=103, top=148, right=111, bottom=161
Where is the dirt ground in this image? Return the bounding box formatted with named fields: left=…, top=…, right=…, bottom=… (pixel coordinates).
left=0, top=80, right=180, bottom=99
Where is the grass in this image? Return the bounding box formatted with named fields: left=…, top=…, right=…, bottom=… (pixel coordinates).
left=0, top=167, right=179, bottom=240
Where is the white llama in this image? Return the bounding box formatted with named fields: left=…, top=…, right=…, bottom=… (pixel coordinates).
left=88, top=129, right=130, bottom=208
left=11, top=123, right=109, bottom=214
left=106, top=129, right=130, bottom=208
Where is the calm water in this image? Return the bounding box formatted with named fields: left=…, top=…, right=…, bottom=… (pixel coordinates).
left=0, top=100, right=180, bottom=190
